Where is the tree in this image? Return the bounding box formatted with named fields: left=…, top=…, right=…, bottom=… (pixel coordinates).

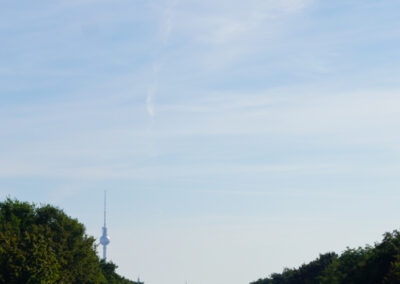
left=0, top=198, right=105, bottom=283
left=251, top=253, right=337, bottom=284
left=100, top=260, right=137, bottom=284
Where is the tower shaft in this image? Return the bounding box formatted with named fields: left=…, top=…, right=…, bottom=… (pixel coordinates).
left=103, top=244, right=107, bottom=260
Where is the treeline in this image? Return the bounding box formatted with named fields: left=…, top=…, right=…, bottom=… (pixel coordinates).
left=0, top=198, right=139, bottom=284
left=251, top=230, right=400, bottom=284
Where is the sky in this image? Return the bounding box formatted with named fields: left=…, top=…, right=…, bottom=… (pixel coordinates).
left=2, top=0, right=400, bottom=283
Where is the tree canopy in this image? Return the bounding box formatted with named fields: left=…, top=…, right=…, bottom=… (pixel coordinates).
left=0, top=198, right=138, bottom=284
left=251, top=231, right=400, bottom=284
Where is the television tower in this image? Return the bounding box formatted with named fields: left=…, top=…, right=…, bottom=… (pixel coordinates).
left=100, top=190, right=110, bottom=260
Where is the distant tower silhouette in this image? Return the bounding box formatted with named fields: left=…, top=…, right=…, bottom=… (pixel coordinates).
left=100, top=190, right=110, bottom=260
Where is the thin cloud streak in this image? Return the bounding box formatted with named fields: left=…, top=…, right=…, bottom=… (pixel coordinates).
left=146, top=82, right=157, bottom=117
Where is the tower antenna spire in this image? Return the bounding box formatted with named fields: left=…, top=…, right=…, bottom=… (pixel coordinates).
left=100, top=190, right=110, bottom=260
left=104, top=190, right=107, bottom=227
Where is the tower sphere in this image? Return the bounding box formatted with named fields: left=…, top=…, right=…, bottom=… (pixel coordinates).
left=100, top=234, right=110, bottom=246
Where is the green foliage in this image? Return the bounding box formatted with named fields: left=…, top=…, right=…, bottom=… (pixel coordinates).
left=252, top=230, right=400, bottom=284
left=100, top=260, right=137, bottom=284
left=251, top=253, right=337, bottom=284
left=0, top=198, right=137, bottom=284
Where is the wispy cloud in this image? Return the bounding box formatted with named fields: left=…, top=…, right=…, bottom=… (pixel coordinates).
left=161, top=0, right=179, bottom=43
left=146, top=81, right=157, bottom=117
left=0, top=157, right=355, bottom=181
left=148, top=0, right=314, bottom=73
left=146, top=63, right=162, bottom=118
left=174, top=0, right=312, bottom=46
left=1, top=82, right=400, bottom=182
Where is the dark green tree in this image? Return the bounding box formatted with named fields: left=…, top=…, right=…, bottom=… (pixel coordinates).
left=0, top=198, right=111, bottom=283
left=251, top=230, right=400, bottom=284
left=100, top=259, right=137, bottom=284
left=251, top=252, right=337, bottom=284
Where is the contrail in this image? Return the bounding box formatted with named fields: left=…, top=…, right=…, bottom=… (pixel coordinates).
left=146, top=79, right=158, bottom=117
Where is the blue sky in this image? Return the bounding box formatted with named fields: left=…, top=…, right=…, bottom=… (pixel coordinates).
left=2, top=0, right=400, bottom=283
